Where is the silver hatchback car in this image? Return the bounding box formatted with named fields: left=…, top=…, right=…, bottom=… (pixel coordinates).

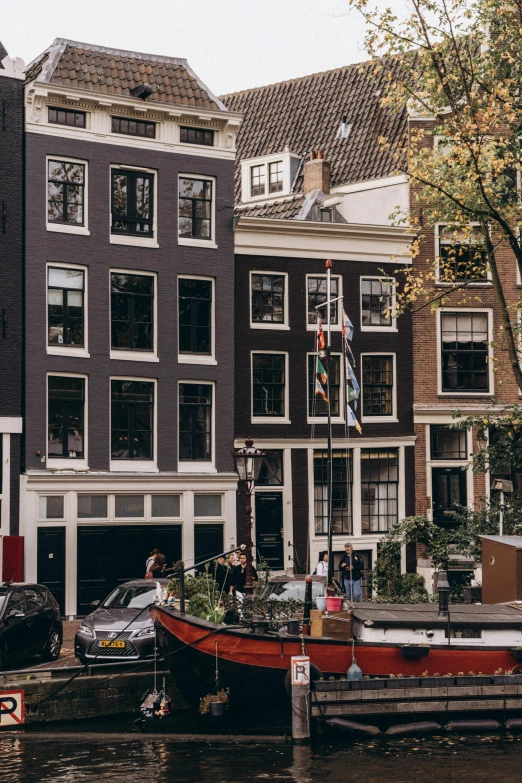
left=74, top=579, right=168, bottom=664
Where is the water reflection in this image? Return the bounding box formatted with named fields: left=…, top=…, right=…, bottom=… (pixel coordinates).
left=2, top=733, right=522, bottom=783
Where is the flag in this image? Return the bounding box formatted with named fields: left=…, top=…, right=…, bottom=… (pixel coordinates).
left=342, top=310, right=354, bottom=341
left=317, top=315, right=326, bottom=351
left=345, top=357, right=360, bottom=399
left=316, top=356, right=328, bottom=402
left=347, top=405, right=362, bottom=434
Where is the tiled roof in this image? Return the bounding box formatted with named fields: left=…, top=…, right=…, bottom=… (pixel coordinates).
left=235, top=193, right=305, bottom=219
left=26, top=39, right=227, bottom=111
left=221, top=56, right=409, bottom=200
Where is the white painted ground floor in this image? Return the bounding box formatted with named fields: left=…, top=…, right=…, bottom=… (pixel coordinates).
left=20, top=471, right=238, bottom=618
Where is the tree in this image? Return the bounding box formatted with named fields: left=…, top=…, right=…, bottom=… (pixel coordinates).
left=348, top=0, right=522, bottom=390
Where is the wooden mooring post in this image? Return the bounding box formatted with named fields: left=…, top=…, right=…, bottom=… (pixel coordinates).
left=291, top=655, right=311, bottom=742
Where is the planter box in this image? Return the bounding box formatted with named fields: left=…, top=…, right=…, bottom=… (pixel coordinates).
left=351, top=679, right=386, bottom=691
left=492, top=675, right=522, bottom=685
left=419, top=677, right=454, bottom=687
left=455, top=676, right=492, bottom=687
left=386, top=678, right=421, bottom=689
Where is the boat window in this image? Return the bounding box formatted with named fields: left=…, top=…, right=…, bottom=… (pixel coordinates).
left=102, top=585, right=157, bottom=609
left=259, top=581, right=325, bottom=602
left=444, top=627, right=482, bottom=638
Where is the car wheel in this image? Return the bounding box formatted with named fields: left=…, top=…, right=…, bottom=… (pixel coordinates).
left=42, top=628, right=62, bottom=661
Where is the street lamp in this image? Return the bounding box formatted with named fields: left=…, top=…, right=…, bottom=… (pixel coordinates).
left=232, top=438, right=267, bottom=596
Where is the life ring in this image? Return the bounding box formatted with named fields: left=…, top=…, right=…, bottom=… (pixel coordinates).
left=284, top=663, right=323, bottom=696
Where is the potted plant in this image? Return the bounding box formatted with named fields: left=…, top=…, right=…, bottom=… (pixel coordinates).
left=199, top=688, right=229, bottom=717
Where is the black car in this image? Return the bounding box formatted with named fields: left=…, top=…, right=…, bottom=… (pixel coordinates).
left=0, top=582, right=63, bottom=669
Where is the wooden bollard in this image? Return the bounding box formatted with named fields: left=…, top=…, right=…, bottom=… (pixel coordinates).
left=291, top=655, right=310, bottom=743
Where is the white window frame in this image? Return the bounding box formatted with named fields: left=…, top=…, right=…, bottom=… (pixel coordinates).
left=149, top=494, right=183, bottom=521
left=360, top=352, right=397, bottom=423
left=46, top=155, right=90, bottom=236
left=46, top=262, right=89, bottom=359
left=425, top=422, right=474, bottom=523
left=177, top=275, right=216, bottom=365
left=177, top=173, right=217, bottom=249
left=109, top=164, right=159, bottom=248
left=193, top=493, right=225, bottom=519
left=47, top=105, right=91, bottom=132
left=46, top=371, right=89, bottom=471
left=76, top=493, right=110, bottom=521
left=360, top=276, right=397, bottom=332
left=110, top=115, right=158, bottom=141
left=250, top=351, right=290, bottom=424
left=306, top=351, right=344, bottom=424
left=249, top=270, right=289, bottom=330
left=305, top=274, right=343, bottom=332
left=437, top=308, right=494, bottom=397
left=109, top=268, right=158, bottom=363
left=109, top=375, right=158, bottom=473
left=435, top=222, right=491, bottom=286
left=177, top=379, right=216, bottom=473
left=37, top=494, right=66, bottom=522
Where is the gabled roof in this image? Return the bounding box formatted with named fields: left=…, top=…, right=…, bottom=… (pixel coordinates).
left=221, top=56, right=409, bottom=202
left=26, top=38, right=228, bottom=112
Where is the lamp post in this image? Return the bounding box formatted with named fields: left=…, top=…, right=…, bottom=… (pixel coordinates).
left=232, top=438, right=267, bottom=596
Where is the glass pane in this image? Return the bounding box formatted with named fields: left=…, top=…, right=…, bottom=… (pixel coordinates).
left=194, top=495, right=222, bottom=517
left=48, top=376, right=84, bottom=399
left=111, top=273, right=153, bottom=295
left=48, top=160, right=84, bottom=184
left=114, top=495, right=144, bottom=518
left=39, top=495, right=64, bottom=519
left=151, top=495, right=180, bottom=517
left=112, top=174, right=128, bottom=216
left=49, top=268, right=83, bottom=289
left=78, top=495, right=108, bottom=518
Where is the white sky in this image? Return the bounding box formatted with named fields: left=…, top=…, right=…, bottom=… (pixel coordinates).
left=1, top=0, right=385, bottom=96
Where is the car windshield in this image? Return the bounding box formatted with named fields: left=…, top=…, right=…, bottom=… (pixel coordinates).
left=0, top=588, right=7, bottom=615
left=259, top=581, right=325, bottom=601
left=102, top=586, right=157, bottom=609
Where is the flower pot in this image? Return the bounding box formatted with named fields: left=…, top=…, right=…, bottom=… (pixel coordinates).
left=315, top=596, right=327, bottom=611
left=210, top=701, right=225, bottom=717
left=325, top=597, right=342, bottom=612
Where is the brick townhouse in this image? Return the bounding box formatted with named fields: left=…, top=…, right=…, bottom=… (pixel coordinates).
left=409, top=110, right=522, bottom=591
left=20, top=39, right=242, bottom=616
left=222, top=60, right=418, bottom=591
left=0, top=43, right=24, bottom=580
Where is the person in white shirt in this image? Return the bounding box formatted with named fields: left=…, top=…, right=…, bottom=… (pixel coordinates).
left=316, top=551, right=329, bottom=576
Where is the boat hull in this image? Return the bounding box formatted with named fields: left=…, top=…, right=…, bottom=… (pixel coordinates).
left=152, top=606, right=521, bottom=708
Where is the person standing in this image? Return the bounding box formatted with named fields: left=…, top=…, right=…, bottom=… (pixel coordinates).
left=214, top=556, right=233, bottom=594
left=145, top=548, right=166, bottom=579
left=339, top=543, right=364, bottom=602
left=231, top=553, right=258, bottom=598
left=316, top=551, right=329, bottom=577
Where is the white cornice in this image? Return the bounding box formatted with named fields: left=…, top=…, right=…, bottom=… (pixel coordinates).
left=26, top=82, right=243, bottom=125
left=23, top=471, right=239, bottom=491
left=0, top=55, right=25, bottom=80
left=234, top=216, right=415, bottom=263
left=233, top=436, right=416, bottom=448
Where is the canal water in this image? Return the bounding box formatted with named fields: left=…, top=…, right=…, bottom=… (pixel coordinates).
left=2, top=731, right=522, bottom=782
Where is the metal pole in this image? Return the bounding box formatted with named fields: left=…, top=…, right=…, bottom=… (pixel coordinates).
left=302, top=576, right=313, bottom=635
left=244, top=483, right=254, bottom=596
left=499, top=489, right=504, bottom=536
left=326, top=260, right=334, bottom=586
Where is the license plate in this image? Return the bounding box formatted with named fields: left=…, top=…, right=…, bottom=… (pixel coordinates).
left=99, top=640, right=126, bottom=648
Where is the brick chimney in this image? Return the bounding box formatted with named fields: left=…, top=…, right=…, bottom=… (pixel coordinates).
left=303, top=150, right=331, bottom=195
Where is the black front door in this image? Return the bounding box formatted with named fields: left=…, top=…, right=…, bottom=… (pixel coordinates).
left=432, top=467, right=467, bottom=528
left=255, top=492, right=284, bottom=570
left=77, top=525, right=182, bottom=615
left=37, top=527, right=66, bottom=615
left=194, top=524, right=223, bottom=572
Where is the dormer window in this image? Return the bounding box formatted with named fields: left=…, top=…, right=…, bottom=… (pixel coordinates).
left=180, top=127, right=214, bottom=146
left=251, top=165, right=266, bottom=197
left=241, top=151, right=301, bottom=203
left=111, top=117, right=156, bottom=139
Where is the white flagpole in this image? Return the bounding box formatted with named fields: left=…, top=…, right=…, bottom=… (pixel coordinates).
left=325, top=260, right=333, bottom=586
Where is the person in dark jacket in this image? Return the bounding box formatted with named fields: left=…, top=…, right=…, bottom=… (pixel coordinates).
left=231, top=553, right=258, bottom=598
left=339, top=543, right=364, bottom=602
